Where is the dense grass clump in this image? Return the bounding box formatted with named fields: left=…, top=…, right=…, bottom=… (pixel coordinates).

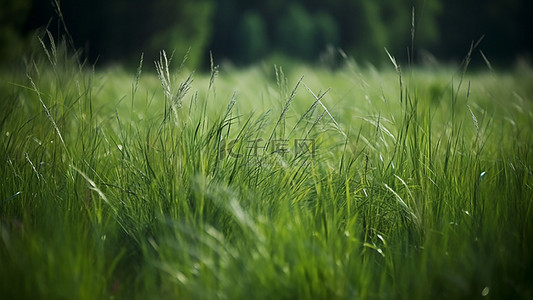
left=1, top=37, right=532, bottom=299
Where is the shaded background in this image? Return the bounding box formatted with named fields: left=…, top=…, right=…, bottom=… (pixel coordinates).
left=1, top=0, right=532, bottom=69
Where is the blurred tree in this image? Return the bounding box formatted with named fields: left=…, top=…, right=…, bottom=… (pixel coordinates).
left=313, top=11, right=340, bottom=55
left=436, top=0, right=532, bottom=64
left=209, top=0, right=442, bottom=65
left=8, top=0, right=533, bottom=67
left=413, top=0, right=441, bottom=47
left=357, top=1, right=388, bottom=59
left=0, top=0, right=32, bottom=65
left=236, top=11, right=268, bottom=63
left=21, top=0, right=215, bottom=69
left=146, top=0, right=214, bottom=69
left=275, top=3, right=315, bottom=60
left=210, top=0, right=240, bottom=62
left=337, top=0, right=441, bottom=63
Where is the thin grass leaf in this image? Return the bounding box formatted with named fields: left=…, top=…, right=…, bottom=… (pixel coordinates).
left=71, top=165, right=115, bottom=212
left=27, top=75, right=67, bottom=152
left=302, top=82, right=346, bottom=138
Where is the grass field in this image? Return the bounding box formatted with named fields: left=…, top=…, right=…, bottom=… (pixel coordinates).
left=1, top=38, right=533, bottom=299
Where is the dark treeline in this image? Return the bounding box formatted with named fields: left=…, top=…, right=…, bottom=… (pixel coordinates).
left=1, top=0, right=531, bottom=69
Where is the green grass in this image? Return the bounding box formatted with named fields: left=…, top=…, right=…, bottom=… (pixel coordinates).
left=1, top=38, right=533, bottom=300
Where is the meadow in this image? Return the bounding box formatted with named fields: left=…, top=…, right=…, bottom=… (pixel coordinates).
left=1, top=37, right=532, bottom=299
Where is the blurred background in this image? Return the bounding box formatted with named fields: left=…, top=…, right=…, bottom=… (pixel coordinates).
left=1, top=0, right=532, bottom=69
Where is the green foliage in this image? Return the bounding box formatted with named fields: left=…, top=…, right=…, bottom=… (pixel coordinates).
left=0, top=0, right=32, bottom=65
left=207, top=0, right=444, bottom=64
left=236, top=11, right=268, bottom=63
left=355, top=1, right=388, bottom=58
left=313, top=12, right=340, bottom=54
left=16, top=0, right=216, bottom=69
left=276, top=4, right=315, bottom=60
left=275, top=4, right=341, bottom=61
left=12, top=0, right=531, bottom=66
left=147, top=0, right=214, bottom=69
left=340, top=0, right=442, bottom=62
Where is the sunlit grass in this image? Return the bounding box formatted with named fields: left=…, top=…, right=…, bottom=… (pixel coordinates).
left=1, top=37, right=532, bottom=299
